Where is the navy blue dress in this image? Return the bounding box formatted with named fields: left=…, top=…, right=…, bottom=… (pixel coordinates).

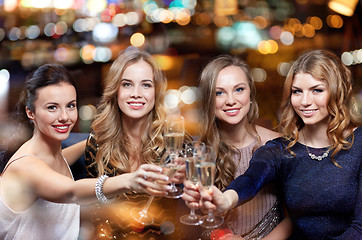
left=226, top=127, right=362, bottom=240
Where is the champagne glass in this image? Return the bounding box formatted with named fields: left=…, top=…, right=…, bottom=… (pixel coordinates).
left=130, top=195, right=155, bottom=225
left=164, top=116, right=184, bottom=198
left=196, top=145, right=224, bottom=228
left=180, top=142, right=204, bottom=225
left=130, top=151, right=180, bottom=225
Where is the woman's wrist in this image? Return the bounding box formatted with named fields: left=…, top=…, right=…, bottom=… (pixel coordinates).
left=222, top=189, right=239, bottom=212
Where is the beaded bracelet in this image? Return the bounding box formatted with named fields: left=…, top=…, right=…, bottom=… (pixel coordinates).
left=95, top=175, right=115, bottom=204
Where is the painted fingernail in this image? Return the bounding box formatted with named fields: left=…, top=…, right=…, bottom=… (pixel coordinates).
left=163, top=176, right=169, bottom=181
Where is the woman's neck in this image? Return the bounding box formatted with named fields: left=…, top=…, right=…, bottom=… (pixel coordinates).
left=301, top=123, right=330, bottom=148
left=121, top=116, right=149, bottom=148
left=28, top=130, right=62, bottom=161
left=121, top=116, right=149, bottom=171
left=219, top=120, right=255, bottom=148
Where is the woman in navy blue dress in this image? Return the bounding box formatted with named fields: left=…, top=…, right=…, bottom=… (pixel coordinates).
left=183, top=49, right=361, bottom=240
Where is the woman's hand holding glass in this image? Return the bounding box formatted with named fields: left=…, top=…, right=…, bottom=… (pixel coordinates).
left=129, top=164, right=171, bottom=225
left=179, top=142, right=203, bottom=225
left=163, top=115, right=185, bottom=198
left=129, top=164, right=171, bottom=196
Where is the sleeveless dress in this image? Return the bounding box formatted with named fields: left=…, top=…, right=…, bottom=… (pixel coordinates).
left=0, top=155, right=80, bottom=240
left=226, top=139, right=280, bottom=239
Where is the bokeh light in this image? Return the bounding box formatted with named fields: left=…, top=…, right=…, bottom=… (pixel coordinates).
left=165, top=89, right=181, bottom=110
left=180, top=87, right=197, bottom=104
left=79, top=104, right=97, bottom=121
left=307, top=16, right=323, bottom=30
left=341, top=52, right=353, bottom=66
left=251, top=68, right=266, bottom=82
left=26, top=25, right=40, bottom=39
left=80, top=44, right=96, bottom=64
left=280, top=31, right=294, bottom=45
left=92, top=22, right=118, bottom=43
left=130, top=33, right=145, bottom=47
left=327, top=14, right=343, bottom=28
left=0, top=69, right=10, bottom=96
left=277, top=62, right=292, bottom=76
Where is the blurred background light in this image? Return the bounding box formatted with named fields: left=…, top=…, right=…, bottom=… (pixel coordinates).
left=280, top=31, right=294, bottom=45
left=130, top=32, right=145, bottom=47
left=80, top=44, right=96, bottom=64
left=44, top=23, right=56, bottom=37
left=26, top=25, right=40, bottom=39
left=8, top=27, right=20, bottom=41
left=4, top=0, right=17, bottom=12
left=251, top=68, right=266, bottom=82
left=341, top=51, right=353, bottom=66
left=307, top=16, right=323, bottom=30
left=93, top=47, right=112, bottom=62
left=87, top=0, right=107, bottom=16
left=327, top=14, right=343, bottom=28
left=154, top=55, right=174, bottom=71
left=55, top=22, right=68, bottom=36
left=328, top=0, right=359, bottom=17
left=79, top=104, right=97, bottom=121
left=165, top=89, right=181, bottom=110
left=277, top=62, right=292, bottom=76
left=0, top=28, right=5, bottom=41
left=92, top=22, right=118, bottom=43
left=0, top=69, right=10, bottom=96
left=54, top=0, right=74, bottom=9
left=180, top=86, right=197, bottom=104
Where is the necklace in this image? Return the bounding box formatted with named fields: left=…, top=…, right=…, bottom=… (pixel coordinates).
left=302, top=131, right=330, bottom=161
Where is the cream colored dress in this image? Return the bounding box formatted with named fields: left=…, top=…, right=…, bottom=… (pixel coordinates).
left=0, top=155, right=80, bottom=240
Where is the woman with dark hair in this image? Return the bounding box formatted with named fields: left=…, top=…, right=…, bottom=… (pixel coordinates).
left=183, top=49, right=361, bottom=239
left=0, top=64, right=170, bottom=240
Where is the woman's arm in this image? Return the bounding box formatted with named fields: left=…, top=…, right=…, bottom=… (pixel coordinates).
left=182, top=181, right=239, bottom=214
left=1, top=156, right=171, bottom=208
left=62, top=140, right=86, bottom=166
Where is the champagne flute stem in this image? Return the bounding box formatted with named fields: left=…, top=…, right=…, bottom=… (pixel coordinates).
left=140, top=195, right=154, bottom=214
left=170, top=182, right=177, bottom=192
left=189, top=207, right=197, bottom=219
left=206, top=210, right=214, bottom=222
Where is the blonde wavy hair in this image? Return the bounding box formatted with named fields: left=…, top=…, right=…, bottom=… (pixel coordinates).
left=279, top=49, right=361, bottom=167
left=198, top=55, right=260, bottom=190
left=90, top=49, right=167, bottom=176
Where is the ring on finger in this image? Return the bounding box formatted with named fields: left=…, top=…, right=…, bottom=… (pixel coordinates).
left=143, top=172, right=148, bottom=180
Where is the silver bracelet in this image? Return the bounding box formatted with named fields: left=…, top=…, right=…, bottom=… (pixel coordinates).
left=95, top=175, right=115, bottom=204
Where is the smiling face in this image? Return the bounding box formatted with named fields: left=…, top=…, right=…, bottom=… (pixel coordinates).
left=26, top=82, right=77, bottom=141
left=214, top=66, right=251, bottom=126
left=117, top=60, right=155, bottom=121
left=291, top=72, right=330, bottom=128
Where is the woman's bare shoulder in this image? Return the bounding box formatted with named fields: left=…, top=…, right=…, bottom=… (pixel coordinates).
left=255, top=125, right=281, bottom=145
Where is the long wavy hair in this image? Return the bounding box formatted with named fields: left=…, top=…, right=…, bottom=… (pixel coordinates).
left=91, top=49, right=167, bottom=176
left=198, top=55, right=259, bottom=190
left=279, top=49, right=361, bottom=167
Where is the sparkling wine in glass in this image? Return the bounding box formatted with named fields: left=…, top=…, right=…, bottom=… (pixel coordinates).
left=164, top=116, right=184, bottom=198
left=196, top=145, right=224, bottom=228
left=180, top=142, right=204, bottom=225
